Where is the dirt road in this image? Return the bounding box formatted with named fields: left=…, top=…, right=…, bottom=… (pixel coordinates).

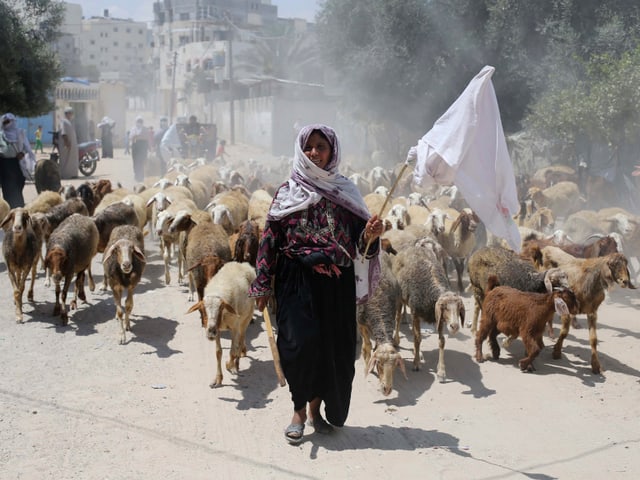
left=1, top=146, right=639, bottom=479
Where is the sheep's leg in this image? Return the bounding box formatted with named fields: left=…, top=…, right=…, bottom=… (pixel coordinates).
left=226, top=330, right=240, bottom=374
left=453, top=258, right=465, bottom=292
left=546, top=314, right=555, bottom=339
left=14, top=270, right=28, bottom=323
left=163, top=244, right=171, bottom=285
left=488, top=326, right=501, bottom=360
left=519, top=336, right=540, bottom=372
left=210, top=333, right=224, bottom=388
left=28, top=258, right=38, bottom=302
left=587, top=313, right=601, bottom=374
left=552, top=314, right=572, bottom=360
left=392, top=302, right=402, bottom=347
left=87, top=265, right=96, bottom=292
left=59, top=277, right=71, bottom=325
left=187, top=271, right=195, bottom=302
left=99, top=263, right=108, bottom=292
left=71, top=271, right=85, bottom=310
left=112, top=285, right=125, bottom=344
left=358, top=324, right=372, bottom=373
left=470, top=296, right=481, bottom=333
left=124, top=286, right=135, bottom=333
left=436, top=326, right=446, bottom=383
left=412, top=314, right=421, bottom=371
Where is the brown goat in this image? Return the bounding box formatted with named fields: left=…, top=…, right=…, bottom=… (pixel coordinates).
left=541, top=247, right=636, bottom=373
left=476, top=276, right=580, bottom=372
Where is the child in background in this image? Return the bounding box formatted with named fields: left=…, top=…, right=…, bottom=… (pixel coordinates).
left=34, top=125, right=44, bottom=153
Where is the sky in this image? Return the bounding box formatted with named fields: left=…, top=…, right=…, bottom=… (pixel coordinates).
left=71, top=0, right=320, bottom=23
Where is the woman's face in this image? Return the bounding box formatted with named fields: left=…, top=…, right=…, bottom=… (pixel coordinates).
left=303, top=131, right=332, bottom=170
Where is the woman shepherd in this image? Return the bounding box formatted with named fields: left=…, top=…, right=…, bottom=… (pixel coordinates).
left=249, top=124, right=384, bottom=445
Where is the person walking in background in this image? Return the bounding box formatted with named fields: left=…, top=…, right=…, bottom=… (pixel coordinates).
left=34, top=125, right=44, bottom=153
left=249, top=124, right=384, bottom=445
left=124, top=129, right=130, bottom=155
left=129, top=116, right=149, bottom=183
left=0, top=113, right=36, bottom=207
left=59, top=107, right=79, bottom=179
left=98, top=116, right=115, bottom=158
left=153, top=116, right=169, bottom=176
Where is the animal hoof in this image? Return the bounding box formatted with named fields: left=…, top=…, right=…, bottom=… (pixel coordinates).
left=70, top=300, right=77, bottom=310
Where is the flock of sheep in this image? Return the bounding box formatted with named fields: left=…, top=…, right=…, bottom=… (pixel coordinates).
left=0, top=157, right=638, bottom=394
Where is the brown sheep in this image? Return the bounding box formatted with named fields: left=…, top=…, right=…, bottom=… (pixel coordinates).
left=103, top=225, right=146, bottom=344
left=476, top=276, right=580, bottom=372
left=230, top=219, right=260, bottom=266
left=169, top=212, right=231, bottom=326
left=541, top=247, right=636, bottom=373
left=467, top=246, right=570, bottom=334
left=44, top=214, right=99, bottom=325
left=437, top=208, right=481, bottom=292
left=1, top=208, right=40, bottom=322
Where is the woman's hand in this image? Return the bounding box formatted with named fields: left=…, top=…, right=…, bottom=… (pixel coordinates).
left=255, top=296, right=270, bottom=312
left=364, top=215, right=384, bottom=243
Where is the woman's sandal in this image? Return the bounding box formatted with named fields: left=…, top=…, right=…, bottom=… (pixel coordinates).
left=307, top=416, right=334, bottom=434
left=284, top=423, right=305, bottom=445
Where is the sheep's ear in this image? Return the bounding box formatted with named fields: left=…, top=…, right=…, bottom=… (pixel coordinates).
left=554, top=297, right=569, bottom=316
left=186, top=301, right=204, bottom=314
left=102, top=244, right=117, bottom=263
left=221, top=300, right=237, bottom=316
left=0, top=211, right=13, bottom=229
left=145, top=196, right=155, bottom=208
left=366, top=354, right=377, bottom=376
left=396, top=354, right=408, bottom=380
left=458, top=299, right=465, bottom=323
left=543, top=272, right=553, bottom=293
left=133, top=246, right=146, bottom=262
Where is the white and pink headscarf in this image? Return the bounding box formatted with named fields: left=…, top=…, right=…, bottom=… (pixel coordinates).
left=268, top=124, right=379, bottom=304
left=268, top=124, right=371, bottom=221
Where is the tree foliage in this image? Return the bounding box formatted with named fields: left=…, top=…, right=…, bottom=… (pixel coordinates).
left=0, top=0, right=64, bottom=116
left=315, top=0, right=640, bottom=143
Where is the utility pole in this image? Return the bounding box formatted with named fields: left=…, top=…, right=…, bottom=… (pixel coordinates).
left=169, top=51, right=177, bottom=124
left=228, top=28, right=235, bottom=145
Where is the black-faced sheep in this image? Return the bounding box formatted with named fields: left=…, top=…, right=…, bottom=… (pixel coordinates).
left=103, top=225, right=146, bottom=344
left=187, top=261, right=257, bottom=387
left=394, top=245, right=465, bottom=382
left=44, top=214, right=99, bottom=325
left=1, top=208, right=39, bottom=322
left=475, top=276, right=580, bottom=372
left=357, top=251, right=406, bottom=396
left=541, top=246, right=636, bottom=374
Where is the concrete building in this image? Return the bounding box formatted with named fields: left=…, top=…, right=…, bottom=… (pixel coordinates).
left=80, top=11, right=151, bottom=85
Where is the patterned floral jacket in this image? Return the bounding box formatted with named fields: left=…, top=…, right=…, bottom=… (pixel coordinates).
left=249, top=196, right=378, bottom=298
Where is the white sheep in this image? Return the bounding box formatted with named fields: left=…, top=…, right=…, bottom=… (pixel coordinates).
left=187, top=261, right=257, bottom=387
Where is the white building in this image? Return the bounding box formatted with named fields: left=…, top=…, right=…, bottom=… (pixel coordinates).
left=80, top=11, right=151, bottom=84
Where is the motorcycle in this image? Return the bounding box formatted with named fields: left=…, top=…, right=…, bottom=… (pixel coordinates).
left=49, top=131, right=101, bottom=177
left=77, top=140, right=101, bottom=176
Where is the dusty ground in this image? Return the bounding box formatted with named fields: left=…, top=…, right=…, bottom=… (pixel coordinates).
left=1, top=145, right=639, bottom=479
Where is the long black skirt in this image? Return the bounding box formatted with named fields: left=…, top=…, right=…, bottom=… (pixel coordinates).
left=274, top=256, right=357, bottom=427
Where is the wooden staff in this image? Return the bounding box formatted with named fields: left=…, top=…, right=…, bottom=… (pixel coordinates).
left=363, top=162, right=412, bottom=258
left=263, top=307, right=286, bottom=387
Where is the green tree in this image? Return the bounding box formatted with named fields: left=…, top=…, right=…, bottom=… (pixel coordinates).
left=0, top=0, right=64, bottom=116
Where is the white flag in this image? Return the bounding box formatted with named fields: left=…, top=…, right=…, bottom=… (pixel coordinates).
left=412, top=65, right=521, bottom=251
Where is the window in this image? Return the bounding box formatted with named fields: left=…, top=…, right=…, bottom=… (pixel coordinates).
left=126, top=28, right=131, bottom=33
left=179, top=13, right=190, bottom=21
left=114, top=27, right=118, bottom=32
left=114, top=41, right=119, bottom=47
left=90, top=40, right=95, bottom=45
